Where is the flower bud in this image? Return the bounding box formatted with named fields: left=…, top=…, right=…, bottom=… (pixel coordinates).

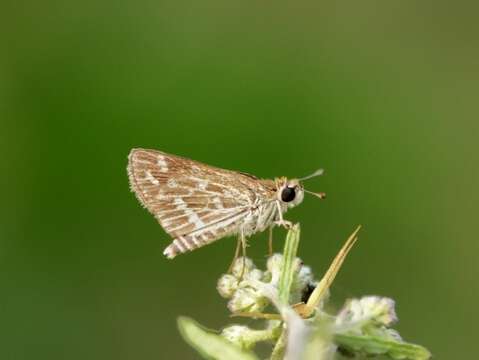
left=221, top=325, right=254, bottom=350
left=247, top=268, right=264, bottom=282
left=231, top=257, right=255, bottom=279
left=227, top=287, right=269, bottom=313
left=336, top=296, right=398, bottom=328
left=217, top=274, right=238, bottom=299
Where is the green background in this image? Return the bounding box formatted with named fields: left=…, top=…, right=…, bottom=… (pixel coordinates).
left=2, top=1, right=478, bottom=359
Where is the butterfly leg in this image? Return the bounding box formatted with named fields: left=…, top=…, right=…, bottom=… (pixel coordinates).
left=268, top=225, right=274, bottom=256
left=238, top=229, right=247, bottom=281
left=228, top=236, right=242, bottom=273
left=274, top=201, right=293, bottom=229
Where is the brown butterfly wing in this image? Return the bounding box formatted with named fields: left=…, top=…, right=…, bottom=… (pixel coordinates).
left=127, top=148, right=275, bottom=258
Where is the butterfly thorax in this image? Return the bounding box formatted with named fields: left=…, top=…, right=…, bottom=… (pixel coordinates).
left=239, top=178, right=282, bottom=236
left=239, top=176, right=304, bottom=236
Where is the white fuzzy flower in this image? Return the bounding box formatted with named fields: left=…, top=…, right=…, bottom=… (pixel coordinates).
left=227, top=287, right=268, bottom=313
left=336, top=296, right=398, bottom=329
left=217, top=274, right=238, bottom=299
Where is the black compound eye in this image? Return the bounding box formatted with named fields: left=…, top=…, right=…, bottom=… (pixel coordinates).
left=281, top=187, right=296, bottom=202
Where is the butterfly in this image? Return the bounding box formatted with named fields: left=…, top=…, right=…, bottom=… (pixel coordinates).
left=127, top=148, right=325, bottom=259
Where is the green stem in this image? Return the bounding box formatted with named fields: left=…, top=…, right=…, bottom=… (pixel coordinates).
left=270, top=328, right=287, bottom=360
left=278, top=224, right=301, bottom=304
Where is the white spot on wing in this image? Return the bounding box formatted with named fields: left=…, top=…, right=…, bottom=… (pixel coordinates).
left=170, top=197, right=206, bottom=232
left=187, top=212, right=205, bottom=229
left=156, top=193, right=167, bottom=200
left=173, top=197, right=185, bottom=206
left=178, top=236, right=193, bottom=250
left=145, top=171, right=159, bottom=185
left=157, top=155, right=169, bottom=172
left=191, top=165, right=201, bottom=173
left=190, top=236, right=201, bottom=246
left=167, top=178, right=177, bottom=188
left=213, top=197, right=224, bottom=209
left=163, top=246, right=175, bottom=258
left=173, top=239, right=186, bottom=252
left=197, top=179, right=208, bottom=191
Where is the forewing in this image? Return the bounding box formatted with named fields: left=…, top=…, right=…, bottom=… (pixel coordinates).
left=127, top=148, right=272, bottom=257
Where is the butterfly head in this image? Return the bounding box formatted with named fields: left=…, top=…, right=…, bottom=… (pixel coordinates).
left=276, top=168, right=326, bottom=208
left=276, top=178, right=305, bottom=208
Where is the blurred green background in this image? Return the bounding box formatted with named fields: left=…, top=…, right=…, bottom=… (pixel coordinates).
left=2, top=1, right=478, bottom=359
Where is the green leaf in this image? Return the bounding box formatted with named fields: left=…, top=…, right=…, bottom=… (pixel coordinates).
left=335, top=333, right=431, bottom=360
left=177, top=316, right=259, bottom=360
left=278, top=224, right=301, bottom=304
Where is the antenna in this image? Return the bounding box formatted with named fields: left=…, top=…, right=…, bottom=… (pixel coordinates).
left=304, top=189, right=326, bottom=199
left=298, top=168, right=324, bottom=181
left=299, top=168, right=326, bottom=199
